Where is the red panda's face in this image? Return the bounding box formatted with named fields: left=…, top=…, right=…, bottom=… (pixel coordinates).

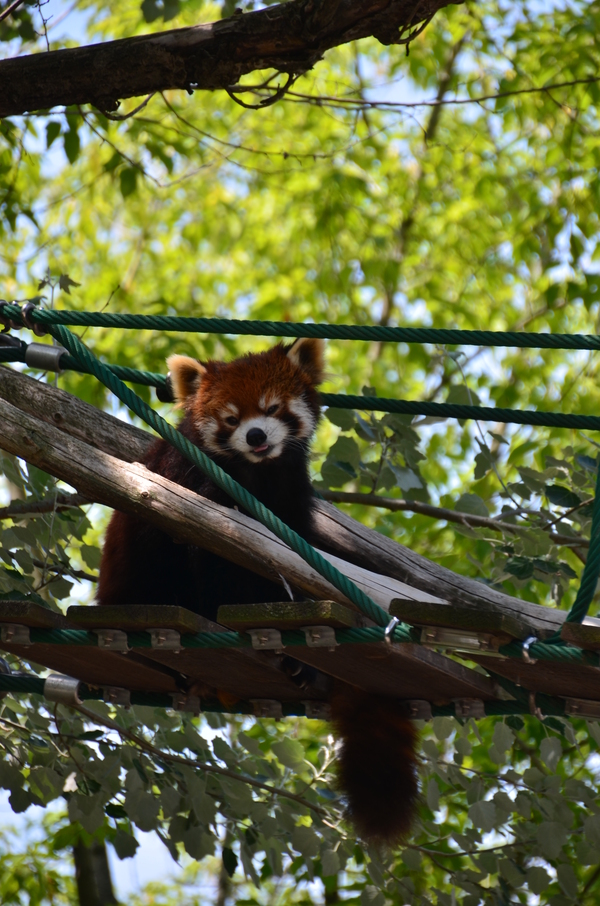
left=167, top=338, right=324, bottom=463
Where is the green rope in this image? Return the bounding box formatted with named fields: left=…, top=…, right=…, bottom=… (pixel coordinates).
left=6, top=345, right=600, bottom=431
left=43, top=322, right=397, bottom=630
left=8, top=304, right=600, bottom=351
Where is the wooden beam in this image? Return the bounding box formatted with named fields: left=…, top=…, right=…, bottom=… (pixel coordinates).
left=0, top=0, right=458, bottom=118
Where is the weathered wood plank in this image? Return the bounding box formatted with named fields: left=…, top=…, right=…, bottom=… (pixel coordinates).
left=560, top=620, right=600, bottom=650
left=389, top=599, right=532, bottom=641
left=472, top=654, right=600, bottom=702
left=218, top=601, right=363, bottom=631
left=0, top=603, right=182, bottom=692
left=217, top=601, right=499, bottom=702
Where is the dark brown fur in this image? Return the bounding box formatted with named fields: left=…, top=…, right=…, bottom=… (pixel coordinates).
left=331, top=688, right=419, bottom=844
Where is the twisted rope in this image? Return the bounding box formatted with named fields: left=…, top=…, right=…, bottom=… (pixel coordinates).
left=6, top=304, right=600, bottom=350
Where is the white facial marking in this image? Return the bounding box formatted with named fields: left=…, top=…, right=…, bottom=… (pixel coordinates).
left=287, top=398, right=316, bottom=439
left=230, top=415, right=289, bottom=462
left=222, top=404, right=239, bottom=418
left=197, top=415, right=221, bottom=454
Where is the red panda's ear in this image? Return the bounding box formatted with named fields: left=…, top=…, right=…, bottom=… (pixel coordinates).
left=167, top=355, right=207, bottom=405
left=286, top=338, right=325, bottom=385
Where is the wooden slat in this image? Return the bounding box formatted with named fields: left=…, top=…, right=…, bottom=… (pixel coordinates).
left=390, top=599, right=531, bottom=643
left=67, top=604, right=323, bottom=702
left=560, top=621, right=600, bottom=650
left=0, top=602, right=181, bottom=693
left=472, top=654, right=600, bottom=702
left=218, top=601, right=499, bottom=703
left=218, top=600, right=364, bottom=631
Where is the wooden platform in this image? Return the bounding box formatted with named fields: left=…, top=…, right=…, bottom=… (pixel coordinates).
left=1, top=596, right=597, bottom=714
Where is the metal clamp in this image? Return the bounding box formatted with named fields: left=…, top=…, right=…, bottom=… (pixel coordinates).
left=384, top=616, right=400, bottom=646
left=302, top=625, right=338, bottom=650
left=95, top=629, right=129, bottom=652
left=171, top=693, right=201, bottom=713
left=149, top=628, right=181, bottom=652
left=0, top=301, right=22, bottom=333
left=454, top=698, right=486, bottom=719
left=251, top=699, right=283, bottom=719
left=522, top=636, right=538, bottom=664
left=303, top=701, right=332, bottom=720
left=529, top=691, right=544, bottom=720
left=25, top=342, right=66, bottom=372
left=403, top=700, right=433, bottom=720
left=103, top=686, right=131, bottom=707
left=248, top=628, right=284, bottom=652
left=44, top=674, right=82, bottom=706
left=0, top=624, right=31, bottom=646
left=21, top=302, right=47, bottom=337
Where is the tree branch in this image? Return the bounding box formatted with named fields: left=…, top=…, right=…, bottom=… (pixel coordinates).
left=0, top=0, right=459, bottom=118
left=320, top=489, right=590, bottom=548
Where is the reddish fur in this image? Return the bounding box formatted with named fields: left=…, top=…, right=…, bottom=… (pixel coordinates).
left=98, top=339, right=420, bottom=843
left=331, top=687, right=419, bottom=844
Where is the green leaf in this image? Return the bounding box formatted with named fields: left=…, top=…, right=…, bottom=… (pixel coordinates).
left=112, top=830, right=139, bottom=860
left=326, top=408, right=356, bottom=430
left=455, top=493, right=489, bottom=517
left=222, top=846, right=238, bottom=877
left=526, top=866, right=551, bottom=895
left=46, top=121, right=61, bottom=149
left=63, top=127, right=80, bottom=164
left=540, top=736, right=561, bottom=771
left=536, top=821, right=567, bottom=859
left=120, top=167, right=138, bottom=198
left=271, top=738, right=305, bottom=770
left=545, top=485, right=582, bottom=508
left=468, top=800, right=496, bottom=833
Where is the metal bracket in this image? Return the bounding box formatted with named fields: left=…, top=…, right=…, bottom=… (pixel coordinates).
left=44, top=674, right=82, bottom=706
left=303, top=701, right=332, bottom=720
left=103, top=686, right=131, bottom=707
left=251, top=699, right=283, bottom=719
left=522, top=636, right=538, bottom=665
left=95, top=629, right=129, bottom=652
left=454, top=698, right=486, bottom=719
left=171, top=693, right=201, bottom=714
left=0, top=623, right=31, bottom=646
left=421, top=626, right=496, bottom=653
left=403, top=700, right=433, bottom=720
left=248, top=628, right=284, bottom=652
left=302, top=625, right=338, bottom=650
left=149, top=628, right=181, bottom=652
left=565, top=698, right=600, bottom=719
left=25, top=342, right=66, bottom=372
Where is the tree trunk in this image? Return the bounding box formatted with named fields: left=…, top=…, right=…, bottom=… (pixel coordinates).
left=73, top=838, right=120, bottom=906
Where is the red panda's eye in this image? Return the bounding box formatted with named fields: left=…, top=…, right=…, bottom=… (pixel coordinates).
left=225, top=416, right=239, bottom=426
left=266, top=404, right=279, bottom=416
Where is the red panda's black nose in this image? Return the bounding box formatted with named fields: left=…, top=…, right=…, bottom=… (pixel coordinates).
left=246, top=427, right=268, bottom=447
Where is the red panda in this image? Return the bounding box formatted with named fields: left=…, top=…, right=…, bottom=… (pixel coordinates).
left=97, top=337, right=418, bottom=844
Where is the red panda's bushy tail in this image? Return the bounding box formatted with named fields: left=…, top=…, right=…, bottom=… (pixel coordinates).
left=330, top=688, right=419, bottom=845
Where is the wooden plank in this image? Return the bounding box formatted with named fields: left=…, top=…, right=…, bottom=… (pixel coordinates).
left=472, top=654, right=600, bottom=702
left=389, top=599, right=531, bottom=642
left=67, top=604, right=209, bottom=634
left=0, top=603, right=181, bottom=693
left=0, top=600, right=76, bottom=628
left=560, top=620, right=600, bottom=650
left=68, top=604, right=325, bottom=702
left=218, top=601, right=498, bottom=703
left=218, top=600, right=365, bottom=631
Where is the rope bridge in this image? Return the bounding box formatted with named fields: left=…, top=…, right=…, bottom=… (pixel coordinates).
left=1, top=300, right=600, bottom=718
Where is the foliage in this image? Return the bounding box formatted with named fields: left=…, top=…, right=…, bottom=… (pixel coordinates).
left=3, top=0, right=600, bottom=902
